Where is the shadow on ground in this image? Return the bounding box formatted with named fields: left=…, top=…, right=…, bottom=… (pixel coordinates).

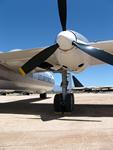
left=0, top=97, right=113, bottom=121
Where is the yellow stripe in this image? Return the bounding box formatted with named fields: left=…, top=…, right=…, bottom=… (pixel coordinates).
left=19, top=68, right=26, bottom=77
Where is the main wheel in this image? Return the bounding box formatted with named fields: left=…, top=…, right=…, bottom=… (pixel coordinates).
left=1, top=92, right=6, bottom=96
left=65, top=93, right=74, bottom=112
left=40, top=93, right=47, bottom=99
left=23, top=92, right=30, bottom=95
left=54, top=94, right=64, bottom=112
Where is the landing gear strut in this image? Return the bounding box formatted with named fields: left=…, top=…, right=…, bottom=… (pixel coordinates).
left=54, top=70, right=74, bottom=113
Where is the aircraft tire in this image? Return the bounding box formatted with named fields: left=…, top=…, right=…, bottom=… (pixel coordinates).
left=40, top=93, right=47, bottom=99
left=54, top=94, right=63, bottom=112
left=65, top=93, right=74, bottom=112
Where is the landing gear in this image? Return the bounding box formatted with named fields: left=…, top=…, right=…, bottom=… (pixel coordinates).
left=23, top=92, right=30, bottom=95
left=40, top=93, right=47, bottom=99
left=54, top=94, right=63, bottom=112
left=54, top=93, right=74, bottom=113
left=65, top=93, right=74, bottom=112
left=54, top=70, right=74, bottom=113
left=1, top=92, right=6, bottom=96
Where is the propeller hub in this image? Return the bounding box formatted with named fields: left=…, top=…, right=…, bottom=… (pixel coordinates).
left=57, top=31, right=76, bottom=50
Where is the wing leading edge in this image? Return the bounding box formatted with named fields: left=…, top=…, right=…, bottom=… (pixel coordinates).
left=89, top=40, right=113, bottom=66
left=0, top=48, right=59, bottom=72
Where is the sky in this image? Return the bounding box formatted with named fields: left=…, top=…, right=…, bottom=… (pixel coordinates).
left=0, top=0, right=113, bottom=86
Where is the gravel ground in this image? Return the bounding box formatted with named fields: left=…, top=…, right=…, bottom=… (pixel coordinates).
left=0, top=93, right=113, bottom=150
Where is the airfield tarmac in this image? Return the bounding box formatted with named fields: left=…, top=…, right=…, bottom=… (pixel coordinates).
left=0, top=93, right=113, bottom=150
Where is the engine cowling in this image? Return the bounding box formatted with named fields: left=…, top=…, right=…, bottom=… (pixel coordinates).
left=55, top=30, right=89, bottom=72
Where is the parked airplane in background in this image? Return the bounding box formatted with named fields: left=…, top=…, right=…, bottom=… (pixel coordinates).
left=0, top=63, right=54, bottom=98
left=1, top=0, right=113, bottom=113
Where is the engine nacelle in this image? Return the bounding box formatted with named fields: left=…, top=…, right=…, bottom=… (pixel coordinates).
left=55, top=30, right=89, bottom=72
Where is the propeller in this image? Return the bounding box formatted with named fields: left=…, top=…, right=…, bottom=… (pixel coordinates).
left=19, top=0, right=113, bottom=77
left=19, top=44, right=59, bottom=76
left=72, top=76, right=84, bottom=87
left=58, top=0, right=67, bottom=31
left=19, top=0, right=67, bottom=76
left=72, top=41, right=113, bottom=66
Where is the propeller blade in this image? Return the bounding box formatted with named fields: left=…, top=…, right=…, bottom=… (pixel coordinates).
left=58, top=0, right=67, bottom=31
left=19, top=43, right=59, bottom=76
left=72, top=41, right=113, bottom=66
left=72, top=76, right=84, bottom=87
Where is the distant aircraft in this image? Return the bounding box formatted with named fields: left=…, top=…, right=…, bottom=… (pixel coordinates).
left=1, top=0, right=113, bottom=113
left=0, top=63, right=54, bottom=98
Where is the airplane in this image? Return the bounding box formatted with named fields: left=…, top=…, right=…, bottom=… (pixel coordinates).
left=0, top=63, right=54, bottom=98
left=72, top=76, right=113, bottom=93
left=1, top=0, right=113, bottom=113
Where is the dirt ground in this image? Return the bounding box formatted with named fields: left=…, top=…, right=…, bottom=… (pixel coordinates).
left=0, top=93, right=113, bottom=150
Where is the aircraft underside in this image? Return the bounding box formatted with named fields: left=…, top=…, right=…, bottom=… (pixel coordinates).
left=0, top=65, right=53, bottom=94
left=2, top=0, right=113, bottom=113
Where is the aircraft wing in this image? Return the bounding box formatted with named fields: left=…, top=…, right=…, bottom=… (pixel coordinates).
left=89, top=40, right=113, bottom=66
left=0, top=48, right=59, bottom=72
left=1, top=40, right=113, bottom=73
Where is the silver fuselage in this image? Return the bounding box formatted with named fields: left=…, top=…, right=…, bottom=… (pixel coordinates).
left=0, top=64, right=54, bottom=93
